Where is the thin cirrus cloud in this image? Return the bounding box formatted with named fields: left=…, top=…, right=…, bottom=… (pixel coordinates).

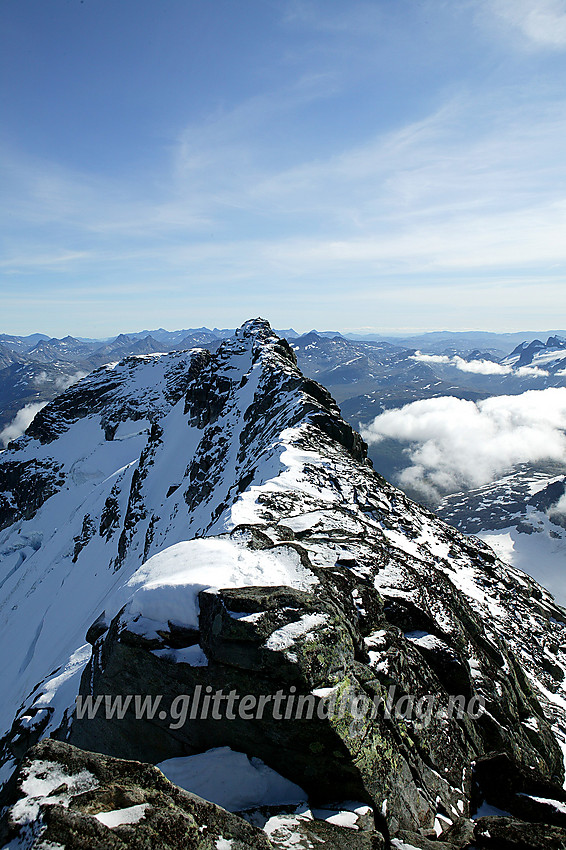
left=361, top=388, right=566, bottom=503
left=2, top=0, right=566, bottom=333
left=281, top=0, right=386, bottom=35
left=486, top=0, right=566, bottom=49
left=4, top=91, right=566, bottom=277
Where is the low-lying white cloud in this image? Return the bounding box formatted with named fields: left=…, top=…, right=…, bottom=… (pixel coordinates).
left=32, top=371, right=89, bottom=391
left=361, top=388, right=566, bottom=503
left=0, top=372, right=89, bottom=448
left=551, top=492, right=566, bottom=517
left=411, top=351, right=549, bottom=377
left=0, top=403, right=47, bottom=447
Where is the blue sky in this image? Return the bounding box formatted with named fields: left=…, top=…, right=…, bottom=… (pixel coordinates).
left=1, top=0, right=566, bottom=337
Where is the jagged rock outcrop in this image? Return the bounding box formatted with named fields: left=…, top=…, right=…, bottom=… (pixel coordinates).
left=1, top=319, right=566, bottom=848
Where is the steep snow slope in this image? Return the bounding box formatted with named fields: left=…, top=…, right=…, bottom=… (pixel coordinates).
left=2, top=319, right=566, bottom=841
left=478, top=517, right=566, bottom=605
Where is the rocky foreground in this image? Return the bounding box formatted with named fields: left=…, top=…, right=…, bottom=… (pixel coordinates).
left=1, top=320, right=566, bottom=848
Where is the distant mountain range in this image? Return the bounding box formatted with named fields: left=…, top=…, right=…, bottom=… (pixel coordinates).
left=344, top=329, right=566, bottom=354
left=436, top=467, right=566, bottom=604
left=0, top=331, right=225, bottom=432
left=4, top=327, right=566, bottom=352
left=2, top=328, right=566, bottom=442
left=2, top=327, right=565, bottom=602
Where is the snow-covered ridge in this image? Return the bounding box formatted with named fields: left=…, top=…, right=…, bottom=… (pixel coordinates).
left=503, top=336, right=566, bottom=373
left=2, top=318, right=566, bottom=841
left=0, top=318, right=360, bottom=744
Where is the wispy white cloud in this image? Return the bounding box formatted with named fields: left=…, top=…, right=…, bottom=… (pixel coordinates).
left=0, top=371, right=89, bottom=445
left=0, top=250, right=92, bottom=271
left=3, top=79, right=566, bottom=274
left=281, top=0, right=385, bottom=36
left=2, top=9, right=566, bottom=334
left=552, top=492, right=566, bottom=516
left=168, top=87, right=566, bottom=280
left=486, top=0, right=566, bottom=49
left=31, top=371, right=89, bottom=391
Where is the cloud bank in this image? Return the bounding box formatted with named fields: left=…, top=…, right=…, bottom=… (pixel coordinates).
left=411, top=352, right=549, bottom=377
left=361, top=388, right=566, bottom=502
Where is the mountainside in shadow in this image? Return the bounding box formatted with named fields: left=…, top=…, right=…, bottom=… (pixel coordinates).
left=1, top=320, right=566, bottom=849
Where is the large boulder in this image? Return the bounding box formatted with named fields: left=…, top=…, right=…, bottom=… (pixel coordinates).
left=0, top=738, right=272, bottom=849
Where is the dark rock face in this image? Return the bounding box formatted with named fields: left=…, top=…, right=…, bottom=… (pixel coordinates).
left=0, top=458, right=63, bottom=530
left=474, top=752, right=566, bottom=828
left=2, top=319, right=566, bottom=848
left=0, top=739, right=390, bottom=849
left=504, top=335, right=566, bottom=371
left=70, top=574, right=371, bottom=805
left=26, top=379, right=122, bottom=444
left=473, top=816, right=566, bottom=849
left=506, top=338, right=546, bottom=367
left=0, top=739, right=272, bottom=849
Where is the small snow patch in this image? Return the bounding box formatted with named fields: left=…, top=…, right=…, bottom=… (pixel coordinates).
left=95, top=803, right=149, bottom=828
left=518, top=794, right=566, bottom=815
left=152, top=644, right=209, bottom=666
left=472, top=801, right=512, bottom=819
left=11, top=759, right=98, bottom=829
left=265, top=614, right=328, bottom=652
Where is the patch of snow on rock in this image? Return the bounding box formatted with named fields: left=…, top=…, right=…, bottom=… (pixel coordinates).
left=157, top=747, right=306, bottom=812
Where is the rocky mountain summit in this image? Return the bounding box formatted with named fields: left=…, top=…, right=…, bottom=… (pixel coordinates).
left=1, top=319, right=566, bottom=849
left=503, top=335, right=566, bottom=372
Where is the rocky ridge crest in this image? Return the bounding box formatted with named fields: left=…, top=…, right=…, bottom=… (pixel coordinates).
left=1, top=319, right=566, bottom=848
